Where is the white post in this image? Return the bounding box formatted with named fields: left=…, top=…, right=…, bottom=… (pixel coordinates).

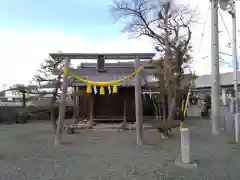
left=211, top=0, right=220, bottom=135
left=180, top=128, right=190, bottom=163
left=135, top=57, right=143, bottom=145
left=175, top=127, right=197, bottom=168
left=222, top=89, right=227, bottom=106
left=231, top=1, right=239, bottom=143
left=55, top=58, right=70, bottom=146
left=230, top=96, right=235, bottom=113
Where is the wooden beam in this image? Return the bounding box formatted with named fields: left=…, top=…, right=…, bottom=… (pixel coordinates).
left=49, top=53, right=155, bottom=60
left=135, top=57, right=143, bottom=145
left=55, top=58, right=70, bottom=146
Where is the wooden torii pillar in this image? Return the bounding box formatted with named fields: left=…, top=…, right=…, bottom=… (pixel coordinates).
left=55, top=57, right=70, bottom=146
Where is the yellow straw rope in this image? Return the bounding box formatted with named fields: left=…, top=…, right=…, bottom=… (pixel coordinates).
left=63, top=66, right=142, bottom=86
left=183, top=72, right=195, bottom=117
left=180, top=72, right=195, bottom=129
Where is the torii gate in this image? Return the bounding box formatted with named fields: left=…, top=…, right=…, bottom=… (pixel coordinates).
left=49, top=53, right=155, bottom=146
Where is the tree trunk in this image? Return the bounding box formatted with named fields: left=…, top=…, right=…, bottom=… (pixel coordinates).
left=22, top=92, right=26, bottom=107
left=167, top=92, right=177, bottom=134
left=162, top=95, right=169, bottom=137
left=159, top=92, right=176, bottom=138
left=167, top=91, right=172, bottom=116
left=152, top=98, right=159, bottom=119
left=168, top=92, right=176, bottom=122
left=162, top=95, right=167, bottom=120
left=157, top=94, right=168, bottom=138
left=51, top=106, right=57, bottom=134
left=158, top=100, right=162, bottom=120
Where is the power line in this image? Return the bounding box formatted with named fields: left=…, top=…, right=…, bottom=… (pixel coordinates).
left=197, top=3, right=210, bottom=55
left=219, top=9, right=232, bottom=42
left=218, top=8, right=240, bottom=67
left=194, top=2, right=210, bottom=72
left=219, top=52, right=232, bottom=56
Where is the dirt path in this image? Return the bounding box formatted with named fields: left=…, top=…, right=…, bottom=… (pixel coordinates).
left=0, top=120, right=239, bottom=179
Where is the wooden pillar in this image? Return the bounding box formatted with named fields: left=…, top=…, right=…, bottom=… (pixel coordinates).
left=123, top=95, right=127, bottom=125
left=88, top=95, right=95, bottom=126
left=72, top=86, right=78, bottom=124
left=75, top=88, right=80, bottom=119
left=121, top=92, right=127, bottom=130
left=55, top=57, right=70, bottom=146
left=135, top=57, right=143, bottom=145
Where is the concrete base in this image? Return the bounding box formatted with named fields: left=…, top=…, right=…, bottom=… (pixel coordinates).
left=175, top=158, right=198, bottom=169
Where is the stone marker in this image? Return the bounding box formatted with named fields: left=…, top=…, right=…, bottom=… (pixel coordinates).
left=175, top=128, right=197, bottom=169
left=181, top=128, right=190, bottom=163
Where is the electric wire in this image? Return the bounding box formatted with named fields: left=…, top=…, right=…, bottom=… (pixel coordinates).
left=193, top=2, right=210, bottom=72
left=218, top=8, right=240, bottom=66
left=197, top=3, right=210, bottom=55
left=219, top=9, right=232, bottom=42
left=219, top=9, right=231, bottom=67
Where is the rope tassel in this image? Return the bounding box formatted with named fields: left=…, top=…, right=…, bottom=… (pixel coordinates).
left=108, top=85, right=112, bottom=94
left=99, top=86, right=105, bottom=95
left=86, top=85, right=92, bottom=94
left=93, top=86, right=98, bottom=94
left=112, top=85, right=118, bottom=93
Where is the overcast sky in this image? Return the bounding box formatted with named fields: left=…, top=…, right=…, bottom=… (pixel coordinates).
left=0, top=0, right=239, bottom=89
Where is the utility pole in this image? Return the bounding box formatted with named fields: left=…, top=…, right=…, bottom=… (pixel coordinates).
left=219, top=0, right=239, bottom=142
left=135, top=57, right=143, bottom=146
left=229, top=1, right=239, bottom=142
left=210, top=0, right=220, bottom=135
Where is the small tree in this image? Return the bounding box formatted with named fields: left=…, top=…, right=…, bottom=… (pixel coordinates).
left=10, top=84, right=38, bottom=107
left=32, top=54, right=64, bottom=133
left=111, top=0, right=197, bottom=136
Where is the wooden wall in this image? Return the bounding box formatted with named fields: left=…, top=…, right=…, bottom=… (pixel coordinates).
left=75, top=86, right=136, bottom=122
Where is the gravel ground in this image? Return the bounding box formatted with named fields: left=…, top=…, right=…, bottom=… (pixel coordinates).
left=0, top=120, right=240, bottom=180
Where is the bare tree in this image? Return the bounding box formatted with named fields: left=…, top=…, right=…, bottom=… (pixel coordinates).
left=111, top=0, right=197, bottom=137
